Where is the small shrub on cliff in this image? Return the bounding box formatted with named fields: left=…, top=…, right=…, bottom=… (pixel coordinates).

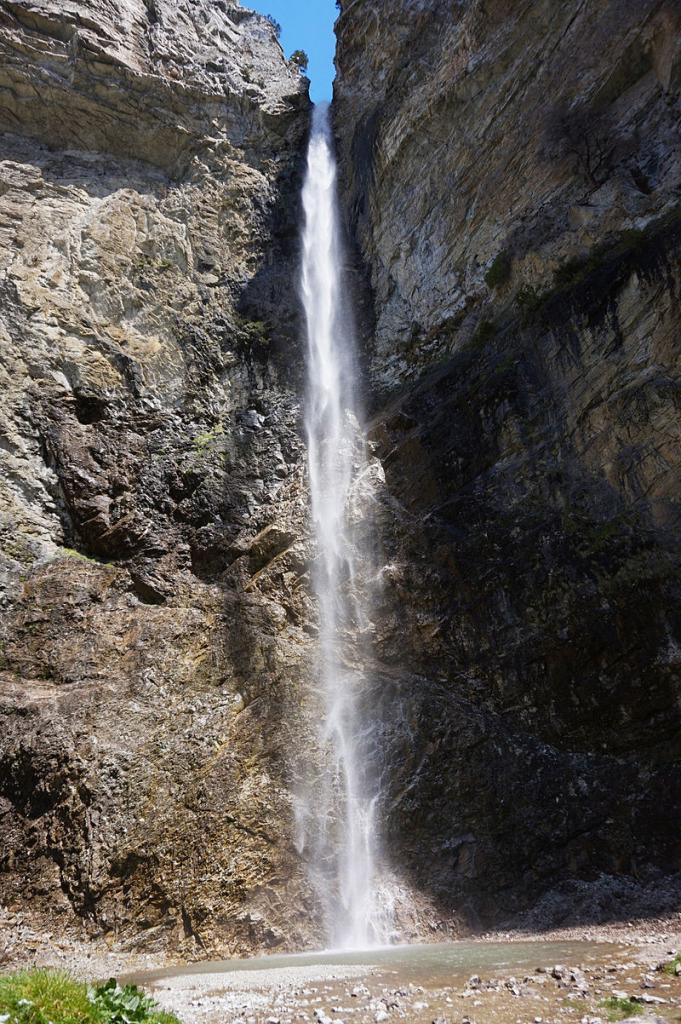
left=515, top=283, right=546, bottom=322
left=553, top=253, right=601, bottom=289
left=193, top=424, right=224, bottom=452
left=60, top=546, right=99, bottom=564
left=290, top=49, right=309, bottom=72
left=235, top=317, right=270, bottom=357
left=0, top=971, right=181, bottom=1024
left=540, top=101, right=624, bottom=189
left=469, top=319, right=497, bottom=348
left=552, top=229, right=647, bottom=290
left=484, top=251, right=512, bottom=289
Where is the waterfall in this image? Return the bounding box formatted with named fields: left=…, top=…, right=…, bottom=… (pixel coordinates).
left=298, top=102, right=387, bottom=950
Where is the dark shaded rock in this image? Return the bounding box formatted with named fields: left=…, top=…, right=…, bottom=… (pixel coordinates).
left=335, top=0, right=681, bottom=928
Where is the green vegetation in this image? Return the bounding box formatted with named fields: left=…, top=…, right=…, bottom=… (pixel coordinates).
left=2, top=536, right=35, bottom=565
left=664, top=952, right=681, bottom=975
left=246, top=320, right=269, bottom=341
left=130, top=252, right=178, bottom=281
left=599, top=996, right=643, bottom=1021
left=484, top=251, right=512, bottom=290
left=513, top=224, right=658, bottom=325
left=89, top=978, right=178, bottom=1024
left=0, top=970, right=99, bottom=1024
left=59, top=547, right=99, bottom=564
left=263, top=13, right=281, bottom=37
left=0, top=971, right=181, bottom=1024
left=515, top=283, right=545, bottom=323
left=553, top=229, right=647, bottom=290
left=193, top=425, right=224, bottom=452
left=235, top=316, right=270, bottom=354
left=290, top=50, right=309, bottom=72
left=469, top=318, right=497, bottom=349
left=553, top=254, right=600, bottom=289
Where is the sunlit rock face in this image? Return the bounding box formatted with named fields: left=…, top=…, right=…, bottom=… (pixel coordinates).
left=334, top=0, right=681, bottom=927
left=0, top=0, right=319, bottom=957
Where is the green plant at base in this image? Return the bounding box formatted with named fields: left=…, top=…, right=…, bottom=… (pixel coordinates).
left=664, top=952, right=681, bottom=975
left=0, top=970, right=100, bottom=1024
left=0, top=971, right=181, bottom=1024
left=599, top=995, right=643, bottom=1021
left=90, top=979, right=178, bottom=1024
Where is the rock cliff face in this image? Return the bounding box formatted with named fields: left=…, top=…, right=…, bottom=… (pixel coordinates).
left=0, top=0, right=317, bottom=956
left=334, top=0, right=681, bottom=927
left=3, top=0, right=681, bottom=960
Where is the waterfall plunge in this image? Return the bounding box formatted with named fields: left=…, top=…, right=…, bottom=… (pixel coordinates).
left=298, top=103, right=388, bottom=950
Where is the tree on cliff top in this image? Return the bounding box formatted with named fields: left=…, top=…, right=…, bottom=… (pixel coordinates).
left=291, top=49, right=309, bottom=72
left=264, top=13, right=282, bottom=37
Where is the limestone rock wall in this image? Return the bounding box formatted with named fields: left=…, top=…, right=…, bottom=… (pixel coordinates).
left=334, top=0, right=681, bottom=928
left=4, top=0, right=681, bottom=957
left=0, top=0, right=318, bottom=956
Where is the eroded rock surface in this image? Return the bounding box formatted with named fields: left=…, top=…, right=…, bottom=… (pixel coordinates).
left=4, top=0, right=681, bottom=959
left=334, top=0, right=681, bottom=927
left=0, top=0, right=316, bottom=956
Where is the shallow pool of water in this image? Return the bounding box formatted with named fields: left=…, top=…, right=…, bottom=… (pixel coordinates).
left=135, top=938, right=625, bottom=988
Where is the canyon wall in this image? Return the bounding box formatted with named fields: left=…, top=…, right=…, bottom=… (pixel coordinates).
left=334, top=0, right=681, bottom=927
left=0, top=0, right=319, bottom=957
left=3, top=0, right=681, bottom=959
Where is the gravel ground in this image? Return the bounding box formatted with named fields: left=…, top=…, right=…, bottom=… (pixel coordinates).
left=3, top=904, right=681, bottom=1024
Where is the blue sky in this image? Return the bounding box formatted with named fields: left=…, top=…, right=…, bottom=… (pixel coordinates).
left=247, top=0, right=338, bottom=102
